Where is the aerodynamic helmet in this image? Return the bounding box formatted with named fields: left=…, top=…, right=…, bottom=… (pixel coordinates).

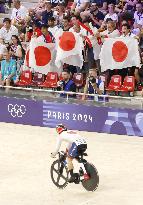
left=56, top=124, right=67, bottom=134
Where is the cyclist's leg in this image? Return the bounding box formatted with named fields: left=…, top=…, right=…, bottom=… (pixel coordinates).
left=67, top=142, right=78, bottom=182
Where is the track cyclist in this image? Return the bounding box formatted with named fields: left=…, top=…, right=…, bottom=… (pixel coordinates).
left=51, top=124, right=87, bottom=183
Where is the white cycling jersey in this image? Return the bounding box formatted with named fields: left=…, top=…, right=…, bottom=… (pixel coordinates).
left=54, top=130, right=87, bottom=154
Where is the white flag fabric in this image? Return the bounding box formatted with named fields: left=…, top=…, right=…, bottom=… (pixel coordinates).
left=29, top=38, right=60, bottom=74
left=100, top=37, right=141, bottom=72
left=89, top=35, right=101, bottom=60
left=55, top=31, right=84, bottom=69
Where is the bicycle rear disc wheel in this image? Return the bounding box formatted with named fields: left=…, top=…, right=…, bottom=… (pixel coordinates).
left=82, top=163, right=99, bottom=192
left=50, top=160, right=68, bottom=189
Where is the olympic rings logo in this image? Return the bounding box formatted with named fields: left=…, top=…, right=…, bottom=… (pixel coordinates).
left=8, top=104, right=26, bottom=118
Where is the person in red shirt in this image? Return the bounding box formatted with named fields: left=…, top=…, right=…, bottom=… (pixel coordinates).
left=37, top=24, right=55, bottom=43
left=26, top=21, right=42, bottom=42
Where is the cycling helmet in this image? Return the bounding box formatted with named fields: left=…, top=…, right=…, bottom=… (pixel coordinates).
left=56, top=124, right=67, bottom=134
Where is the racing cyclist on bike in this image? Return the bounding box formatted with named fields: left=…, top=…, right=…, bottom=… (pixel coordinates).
left=51, top=124, right=87, bottom=183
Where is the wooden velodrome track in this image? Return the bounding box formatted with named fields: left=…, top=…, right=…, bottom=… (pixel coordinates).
left=0, top=122, right=143, bottom=205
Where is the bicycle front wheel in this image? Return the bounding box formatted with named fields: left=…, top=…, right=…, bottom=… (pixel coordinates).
left=50, top=160, right=69, bottom=189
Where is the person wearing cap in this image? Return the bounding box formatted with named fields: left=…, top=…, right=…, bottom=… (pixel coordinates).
left=41, top=0, right=53, bottom=25
left=0, top=18, right=18, bottom=44
left=36, top=24, right=55, bottom=43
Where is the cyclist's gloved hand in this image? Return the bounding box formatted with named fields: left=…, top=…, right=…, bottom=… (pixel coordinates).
left=51, top=152, right=57, bottom=158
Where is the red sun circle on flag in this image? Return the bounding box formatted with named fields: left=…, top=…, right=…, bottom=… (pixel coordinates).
left=59, top=32, right=76, bottom=51
left=112, top=41, right=128, bottom=62
left=34, top=46, right=51, bottom=66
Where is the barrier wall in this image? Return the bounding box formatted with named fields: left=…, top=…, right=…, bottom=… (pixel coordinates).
left=0, top=96, right=143, bottom=137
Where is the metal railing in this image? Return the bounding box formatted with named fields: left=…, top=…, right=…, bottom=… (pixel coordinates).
left=0, top=85, right=143, bottom=109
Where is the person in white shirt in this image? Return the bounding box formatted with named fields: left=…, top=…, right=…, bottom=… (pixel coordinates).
left=69, top=15, right=87, bottom=36
left=51, top=124, right=87, bottom=183
left=48, top=17, right=62, bottom=37
left=104, top=4, right=118, bottom=23
left=100, top=20, right=120, bottom=39
left=120, top=23, right=137, bottom=38
left=134, top=3, right=143, bottom=29
left=11, top=0, right=27, bottom=25
left=0, top=18, right=18, bottom=44
left=71, top=0, right=90, bottom=14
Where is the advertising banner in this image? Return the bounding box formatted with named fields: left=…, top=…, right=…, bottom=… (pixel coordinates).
left=0, top=96, right=43, bottom=126
left=0, top=96, right=142, bottom=137
left=43, top=101, right=143, bottom=136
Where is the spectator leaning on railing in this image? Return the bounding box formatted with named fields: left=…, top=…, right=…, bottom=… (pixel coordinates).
left=82, top=68, right=104, bottom=100
left=0, top=49, right=16, bottom=87
left=57, top=69, right=76, bottom=98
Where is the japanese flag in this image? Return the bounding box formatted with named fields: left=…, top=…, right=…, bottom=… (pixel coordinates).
left=29, top=38, right=60, bottom=74
left=55, top=32, right=84, bottom=69
left=100, top=37, right=141, bottom=72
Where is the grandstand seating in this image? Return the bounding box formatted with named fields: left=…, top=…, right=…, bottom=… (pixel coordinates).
left=106, top=75, right=122, bottom=91
left=119, top=76, right=135, bottom=92
left=15, top=70, right=32, bottom=87
left=73, top=73, right=84, bottom=91
left=30, top=72, right=45, bottom=87
left=38, top=72, right=58, bottom=89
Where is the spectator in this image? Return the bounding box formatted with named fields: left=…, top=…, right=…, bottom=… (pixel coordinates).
left=71, top=0, right=90, bottom=14
left=9, top=35, right=25, bottom=72
left=34, top=0, right=45, bottom=14
left=41, top=0, right=53, bottom=25
left=36, top=24, right=55, bottom=43
left=54, top=3, right=66, bottom=26
left=0, top=37, right=7, bottom=61
left=11, top=0, right=27, bottom=25
left=82, top=68, right=104, bottom=100
left=62, top=16, right=71, bottom=31
left=48, top=17, right=61, bottom=36
left=99, top=20, right=120, bottom=38
left=120, top=23, right=136, bottom=37
left=104, top=4, right=118, bottom=22
left=90, top=0, right=108, bottom=13
left=0, top=0, right=5, bottom=13
left=0, top=18, right=18, bottom=44
left=134, top=3, right=143, bottom=28
left=0, top=49, right=16, bottom=87
left=57, top=69, right=76, bottom=97
left=123, top=0, right=138, bottom=13
left=25, top=20, right=42, bottom=42
left=81, top=2, right=105, bottom=29
left=70, top=15, right=86, bottom=36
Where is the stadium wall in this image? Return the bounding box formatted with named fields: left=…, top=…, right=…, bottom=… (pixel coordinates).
left=0, top=96, right=143, bottom=136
